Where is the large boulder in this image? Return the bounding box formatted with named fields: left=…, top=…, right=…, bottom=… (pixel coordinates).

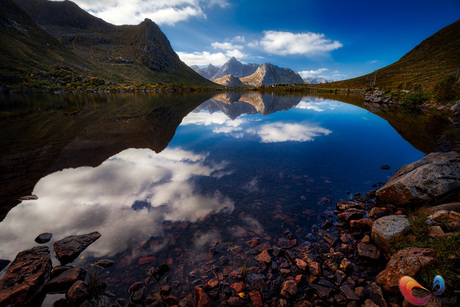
left=0, top=246, right=52, bottom=306
left=375, top=247, right=436, bottom=293
left=54, top=231, right=101, bottom=265
left=376, top=152, right=460, bottom=206
left=371, top=215, right=410, bottom=255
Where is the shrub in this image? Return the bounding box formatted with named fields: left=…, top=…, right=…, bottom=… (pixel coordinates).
left=434, top=74, right=457, bottom=102
left=401, top=92, right=429, bottom=106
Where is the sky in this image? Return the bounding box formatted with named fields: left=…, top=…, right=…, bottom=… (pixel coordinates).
left=56, top=0, right=459, bottom=81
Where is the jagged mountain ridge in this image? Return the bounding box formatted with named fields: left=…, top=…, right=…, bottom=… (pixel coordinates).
left=240, top=63, right=305, bottom=87
left=193, top=57, right=259, bottom=81
left=6, top=0, right=214, bottom=86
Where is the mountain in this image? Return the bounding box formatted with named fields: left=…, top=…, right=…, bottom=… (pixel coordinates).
left=304, top=77, right=329, bottom=84
left=192, top=63, right=220, bottom=79
left=323, top=19, right=460, bottom=90
left=211, top=57, right=259, bottom=80
left=4, top=0, right=214, bottom=86
left=213, top=74, right=249, bottom=88
left=240, top=63, right=305, bottom=87
left=0, top=0, right=94, bottom=79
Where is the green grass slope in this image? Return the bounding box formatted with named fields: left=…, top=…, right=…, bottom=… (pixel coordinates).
left=322, top=19, right=460, bottom=91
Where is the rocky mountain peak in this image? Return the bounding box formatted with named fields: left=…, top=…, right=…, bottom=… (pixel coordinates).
left=240, top=63, right=304, bottom=87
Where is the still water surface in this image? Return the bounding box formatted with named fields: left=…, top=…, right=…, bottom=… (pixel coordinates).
left=0, top=92, right=428, bottom=302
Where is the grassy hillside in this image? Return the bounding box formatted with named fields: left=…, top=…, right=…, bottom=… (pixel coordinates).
left=0, top=0, right=216, bottom=92
left=320, top=19, right=460, bottom=92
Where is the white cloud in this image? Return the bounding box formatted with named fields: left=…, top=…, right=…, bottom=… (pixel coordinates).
left=298, top=68, right=329, bottom=79
left=249, top=122, right=332, bottom=143
left=62, top=0, right=229, bottom=25
left=0, top=148, right=234, bottom=261
left=211, top=42, right=243, bottom=50
left=256, top=31, right=342, bottom=56
left=177, top=49, right=248, bottom=66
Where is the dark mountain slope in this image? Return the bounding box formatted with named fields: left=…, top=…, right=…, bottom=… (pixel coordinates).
left=323, top=19, right=460, bottom=90
left=0, top=0, right=93, bottom=76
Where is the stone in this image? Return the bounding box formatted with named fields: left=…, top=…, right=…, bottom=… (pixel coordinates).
left=129, top=281, right=144, bottom=292
left=380, top=165, right=391, bottom=170
left=361, top=235, right=371, bottom=243
left=428, top=225, right=445, bottom=237
left=311, top=284, right=332, bottom=298
left=277, top=238, right=297, bottom=249
left=308, top=261, right=321, bottom=276
left=54, top=232, right=101, bottom=265
left=363, top=299, right=379, bottom=307
left=231, top=282, right=245, bottom=293
left=350, top=218, right=373, bottom=229
left=425, top=202, right=460, bottom=214
left=130, top=287, right=145, bottom=304
left=340, top=258, right=353, bottom=273
left=46, top=267, right=87, bottom=293
left=335, top=270, right=347, bottom=283
left=340, top=285, right=359, bottom=300
left=249, top=290, right=263, bottom=307
left=368, top=207, right=390, bottom=219
left=247, top=238, right=260, bottom=247
left=255, top=250, right=272, bottom=263
left=428, top=209, right=460, bottom=223
left=371, top=215, right=410, bottom=255
left=375, top=247, right=436, bottom=293
left=376, top=152, right=460, bottom=206
left=317, top=230, right=339, bottom=245
left=280, top=280, right=298, bottom=299
left=295, top=258, right=308, bottom=271
left=162, top=294, right=179, bottom=305
left=451, top=100, right=460, bottom=112
left=366, top=282, right=387, bottom=307
left=255, top=242, right=271, bottom=252
left=195, top=286, right=211, bottom=307
left=66, top=280, right=89, bottom=306
left=247, top=274, right=267, bottom=291
left=95, top=259, right=114, bottom=268
left=337, top=209, right=366, bottom=222
left=0, top=246, right=52, bottom=306
left=35, top=232, right=53, bottom=244
left=357, top=243, right=381, bottom=260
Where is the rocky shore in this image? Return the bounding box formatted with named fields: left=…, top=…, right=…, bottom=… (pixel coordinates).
left=0, top=152, right=459, bottom=306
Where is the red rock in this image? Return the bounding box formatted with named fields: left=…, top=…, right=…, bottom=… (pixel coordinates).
left=280, top=280, right=298, bottom=298
left=53, top=232, right=101, bottom=265
left=255, top=242, right=271, bottom=252
left=337, top=209, right=365, bottom=222
left=311, top=284, right=332, bottom=297
left=255, top=250, right=272, bottom=263
left=231, top=282, right=245, bottom=293
left=228, top=296, right=245, bottom=306
left=375, top=247, right=436, bottom=293
left=350, top=218, right=373, bottom=229
left=246, top=238, right=260, bottom=247
left=66, top=280, right=89, bottom=306
left=0, top=246, right=52, bottom=306
left=357, top=243, right=381, bottom=260
left=308, top=261, right=321, bottom=276
left=295, top=259, right=308, bottom=271
left=277, top=238, right=297, bottom=249
left=295, top=275, right=306, bottom=284
left=204, top=279, right=219, bottom=290
left=340, top=285, right=359, bottom=300
left=46, top=267, right=87, bottom=293
left=280, top=269, right=291, bottom=275
left=129, top=281, right=144, bottom=292
left=194, top=286, right=211, bottom=307
left=249, top=290, right=263, bottom=307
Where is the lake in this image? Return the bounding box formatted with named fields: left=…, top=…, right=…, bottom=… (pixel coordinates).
left=0, top=91, right=451, bottom=304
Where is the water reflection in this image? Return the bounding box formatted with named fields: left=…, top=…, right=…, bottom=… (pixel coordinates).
left=0, top=148, right=234, bottom=262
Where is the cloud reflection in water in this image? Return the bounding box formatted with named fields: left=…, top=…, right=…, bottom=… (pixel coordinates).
left=0, top=148, right=234, bottom=262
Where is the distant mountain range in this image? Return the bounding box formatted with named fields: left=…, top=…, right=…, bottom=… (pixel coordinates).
left=193, top=57, right=307, bottom=87
left=0, top=0, right=214, bottom=88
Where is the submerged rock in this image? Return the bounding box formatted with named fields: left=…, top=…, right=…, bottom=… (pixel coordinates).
left=46, top=267, right=87, bottom=293
left=376, top=152, right=460, bottom=206
left=54, top=231, right=101, bottom=265
left=35, top=232, right=53, bottom=244
left=0, top=246, right=52, bottom=306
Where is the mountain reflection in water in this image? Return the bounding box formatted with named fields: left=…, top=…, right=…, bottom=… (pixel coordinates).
left=0, top=91, right=452, bottom=302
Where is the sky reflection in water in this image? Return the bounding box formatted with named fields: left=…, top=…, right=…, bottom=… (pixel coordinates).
left=0, top=94, right=424, bottom=285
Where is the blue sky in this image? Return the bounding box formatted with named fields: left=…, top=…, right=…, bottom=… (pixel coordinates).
left=62, top=0, right=459, bottom=80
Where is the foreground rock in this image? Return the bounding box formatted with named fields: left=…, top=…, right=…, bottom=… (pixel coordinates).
left=54, top=231, right=101, bottom=265
left=376, top=151, right=460, bottom=206
left=0, top=246, right=52, bottom=306
left=371, top=215, right=410, bottom=255
left=375, top=247, right=436, bottom=293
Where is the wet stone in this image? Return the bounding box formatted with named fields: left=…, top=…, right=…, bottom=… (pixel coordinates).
left=95, top=259, right=114, bottom=268
left=340, top=285, right=359, bottom=300
left=357, top=243, right=381, bottom=260
left=129, top=281, right=144, bottom=292
left=280, top=280, right=298, bottom=299
left=130, top=287, right=145, bottom=304
left=255, top=242, right=271, bottom=252
left=46, top=267, right=87, bottom=293
left=231, top=282, right=245, bottom=293
left=228, top=296, right=246, bottom=306
left=66, top=280, right=89, bottom=306
left=277, top=238, right=297, bottom=249
left=35, top=232, right=53, bottom=244
left=311, top=284, right=332, bottom=298
left=54, top=232, right=101, bottom=265
left=255, top=250, right=272, bottom=263
left=249, top=290, right=263, bottom=307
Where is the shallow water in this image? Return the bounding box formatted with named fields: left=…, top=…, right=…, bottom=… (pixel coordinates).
left=0, top=91, right=443, bottom=303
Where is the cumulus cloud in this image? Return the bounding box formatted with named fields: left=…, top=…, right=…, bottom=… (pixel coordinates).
left=298, top=68, right=329, bottom=79
left=182, top=111, right=246, bottom=137
left=255, top=31, right=342, bottom=56
left=249, top=122, right=332, bottom=143
left=63, top=0, right=229, bottom=25
left=0, top=148, right=234, bottom=261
